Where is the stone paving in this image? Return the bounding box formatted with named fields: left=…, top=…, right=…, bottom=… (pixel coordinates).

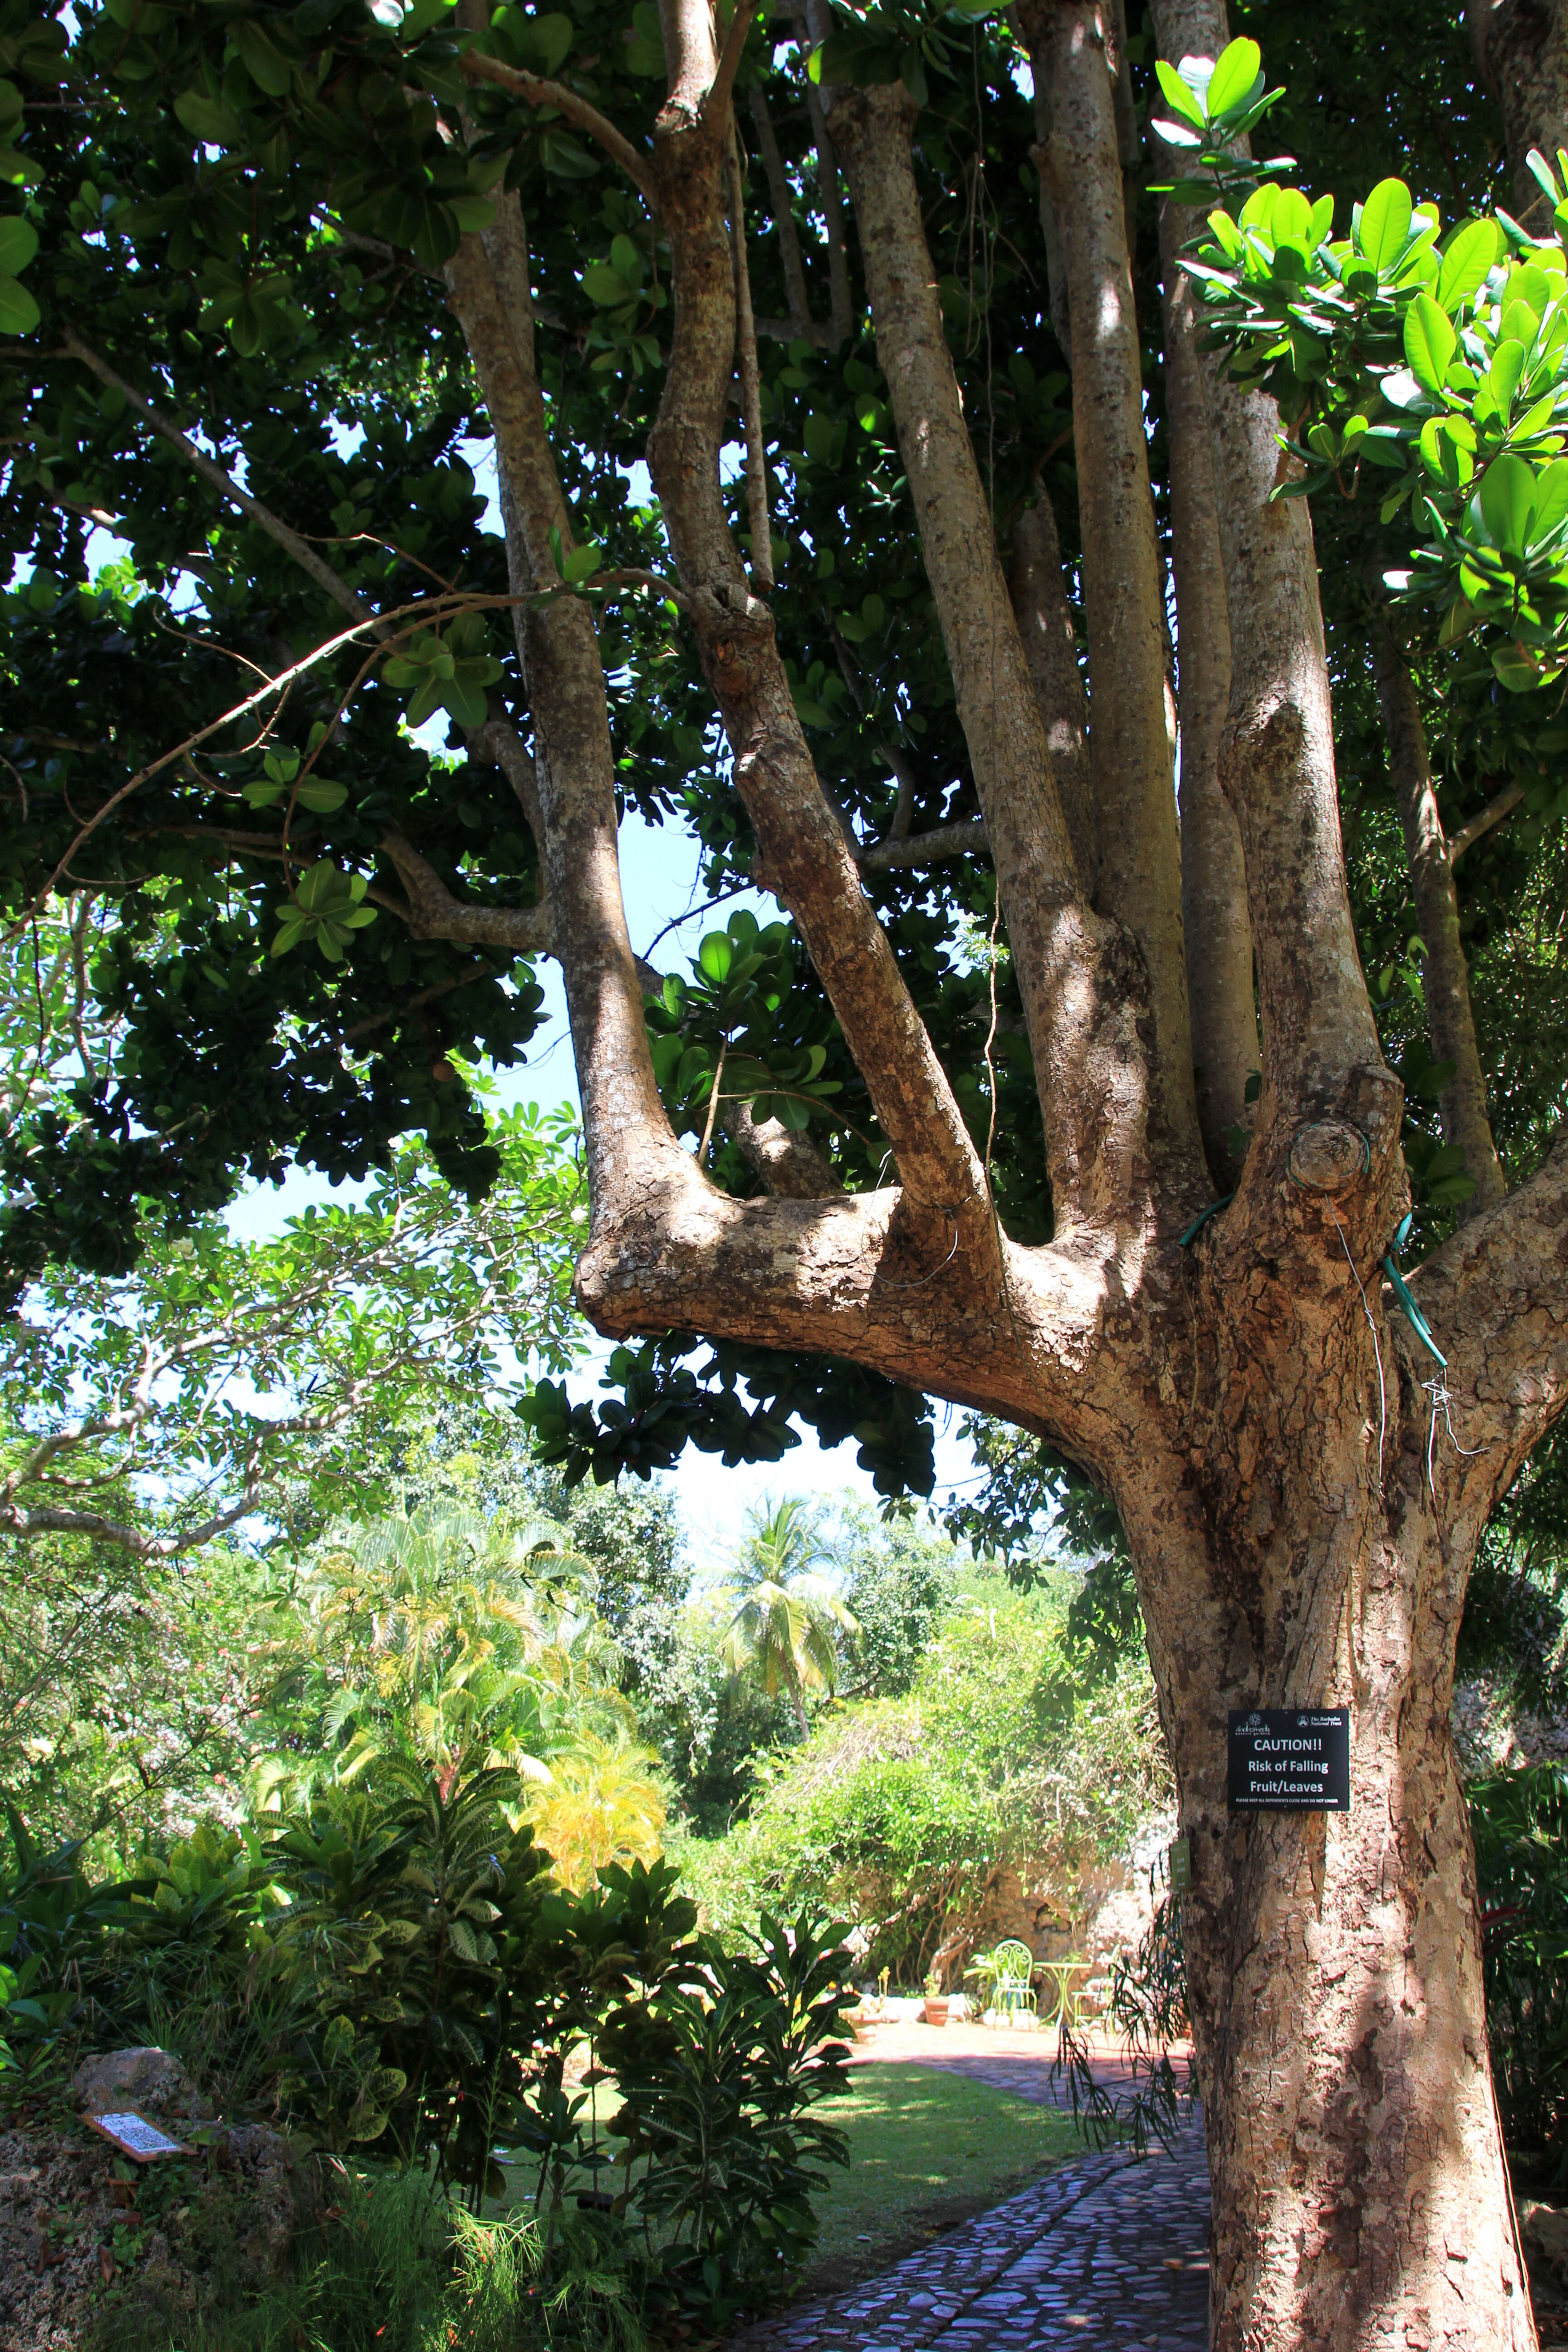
left=731, top=2034, right=1212, bottom=2352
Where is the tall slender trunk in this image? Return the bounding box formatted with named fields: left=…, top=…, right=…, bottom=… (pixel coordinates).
left=1157, top=195, right=1258, bottom=1192
left=1369, top=615, right=1508, bottom=1214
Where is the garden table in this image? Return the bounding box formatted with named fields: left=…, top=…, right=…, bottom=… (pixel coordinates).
left=1035, top=1956, right=1091, bottom=2032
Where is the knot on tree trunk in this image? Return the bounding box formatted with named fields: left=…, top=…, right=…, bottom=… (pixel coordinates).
left=1286, top=1118, right=1371, bottom=1194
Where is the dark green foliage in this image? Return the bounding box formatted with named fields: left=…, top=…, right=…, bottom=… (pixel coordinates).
left=0, top=1790, right=856, bottom=2332
left=1470, top=1763, right=1568, bottom=2188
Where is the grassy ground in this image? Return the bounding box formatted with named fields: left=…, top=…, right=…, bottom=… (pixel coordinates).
left=801, top=2062, right=1086, bottom=2295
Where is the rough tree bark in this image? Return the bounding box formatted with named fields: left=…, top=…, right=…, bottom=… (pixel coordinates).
left=1470, top=0, right=1568, bottom=223
left=427, top=7, right=1567, bottom=2346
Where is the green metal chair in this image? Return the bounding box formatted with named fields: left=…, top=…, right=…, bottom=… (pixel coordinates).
left=990, top=1938, right=1039, bottom=2025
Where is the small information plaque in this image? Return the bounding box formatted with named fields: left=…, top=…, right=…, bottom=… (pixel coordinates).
left=87, top=2111, right=186, bottom=2164
left=1227, top=1709, right=1350, bottom=1813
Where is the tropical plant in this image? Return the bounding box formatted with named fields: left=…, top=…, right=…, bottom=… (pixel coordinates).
left=1469, top=1760, right=1568, bottom=2187
left=720, top=1503, right=858, bottom=1738
left=522, top=1731, right=667, bottom=1895
left=257, top=1508, right=625, bottom=1803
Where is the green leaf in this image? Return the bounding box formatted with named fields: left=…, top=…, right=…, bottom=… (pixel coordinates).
left=540, top=127, right=598, bottom=179
left=0, top=216, right=36, bottom=277
left=561, top=539, right=602, bottom=583
left=1478, top=451, right=1537, bottom=551
left=1403, top=293, right=1456, bottom=395
left=583, top=263, right=636, bottom=306
left=173, top=88, right=243, bottom=145
left=698, top=932, right=735, bottom=983
left=1436, top=217, right=1500, bottom=312
left=1358, top=177, right=1413, bottom=270
left=1486, top=338, right=1527, bottom=413
left=235, top=21, right=294, bottom=98
left=622, top=1, right=664, bottom=75
left=1531, top=456, right=1568, bottom=542
left=1153, top=58, right=1208, bottom=133
left=1205, top=38, right=1261, bottom=120
left=1272, top=187, right=1313, bottom=247
left=0, top=273, right=38, bottom=334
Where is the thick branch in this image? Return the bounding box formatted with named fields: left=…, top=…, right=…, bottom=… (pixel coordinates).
left=575, top=1180, right=1118, bottom=1448
left=378, top=830, right=553, bottom=957
left=647, top=24, right=995, bottom=1240
left=1370, top=615, right=1506, bottom=1215
left=1451, top=781, right=1524, bottom=863
left=726, top=131, right=775, bottom=594
left=1152, top=0, right=1395, bottom=1196
left=829, top=79, right=1186, bottom=1233
left=1009, top=494, right=1094, bottom=884
left=460, top=52, right=659, bottom=207
left=726, top=1099, right=842, bottom=1196
left=443, top=205, right=686, bottom=1224
left=855, top=819, right=990, bottom=872
left=1157, top=191, right=1258, bottom=1190
left=1020, top=0, right=1199, bottom=1187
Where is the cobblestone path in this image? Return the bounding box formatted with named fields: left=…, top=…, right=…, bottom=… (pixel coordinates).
left=732, top=2051, right=1212, bottom=2352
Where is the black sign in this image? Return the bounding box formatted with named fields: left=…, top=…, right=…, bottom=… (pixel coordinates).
left=1227, top=1709, right=1350, bottom=1813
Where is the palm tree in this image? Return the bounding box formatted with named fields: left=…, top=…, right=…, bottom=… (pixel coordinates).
left=719, top=1499, right=858, bottom=1737
left=257, top=1506, right=619, bottom=1800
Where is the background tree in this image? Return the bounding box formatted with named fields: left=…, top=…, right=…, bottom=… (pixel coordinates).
left=720, top=1500, right=858, bottom=1736
left=6, top=0, right=1568, bottom=2338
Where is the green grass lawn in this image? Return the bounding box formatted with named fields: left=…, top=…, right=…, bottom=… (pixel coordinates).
left=802, top=2062, right=1086, bottom=2293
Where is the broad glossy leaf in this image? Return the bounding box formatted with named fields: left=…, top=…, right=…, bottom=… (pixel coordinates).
left=0, top=216, right=36, bottom=277
left=1153, top=57, right=1207, bottom=132
left=1403, top=293, right=1456, bottom=395
left=0, top=273, right=38, bottom=334
left=1358, top=177, right=1413, bottom=270
left=1532, top=457, right=1568, bottom=542
left=1478, top=452, right=1538, bottom=551
left=1437, top=217, right=1500, bottom=312
left=1205, top=36, right=1261, bottom=118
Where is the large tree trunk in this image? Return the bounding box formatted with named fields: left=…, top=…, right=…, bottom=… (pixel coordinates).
left=463, top=12, right=1568, bottom=2347
left=1122, top=1248, right=1537, bottom=2348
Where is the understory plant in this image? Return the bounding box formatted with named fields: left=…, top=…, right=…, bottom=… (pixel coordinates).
left=0, top=1784, right=855, bottom=2335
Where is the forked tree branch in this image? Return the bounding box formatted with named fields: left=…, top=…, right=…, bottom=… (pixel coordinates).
left=377, top=831, right=553, bottom=957
left=461, top=51, right=659, bottom=206
left=647, top=9, right=997, bottom=1240
left=828, top=79, right=1178, bottom=1233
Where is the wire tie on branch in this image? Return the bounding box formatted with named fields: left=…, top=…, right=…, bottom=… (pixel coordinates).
left=1421, top=1377, right=1486, bottom=1493
left=1380, top=1211, right=1446, bottom=1370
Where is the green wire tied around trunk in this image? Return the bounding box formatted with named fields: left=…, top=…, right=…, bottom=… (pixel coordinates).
left=1177, top=1196, right=1447, bottom=1369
